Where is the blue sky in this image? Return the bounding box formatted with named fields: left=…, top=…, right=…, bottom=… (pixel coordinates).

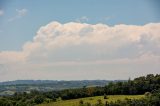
left=0, top=0, right=160, bottom=81
left=0, top=0, right=160, bottom=51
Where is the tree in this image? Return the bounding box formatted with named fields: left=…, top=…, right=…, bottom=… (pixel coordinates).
left=34, top=95, right=44, bottom=104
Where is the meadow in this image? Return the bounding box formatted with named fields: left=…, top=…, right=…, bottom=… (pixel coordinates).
left=38, top=95, right=144, bottom=106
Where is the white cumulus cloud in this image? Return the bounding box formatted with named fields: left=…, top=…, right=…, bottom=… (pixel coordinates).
left=0, top=22, right=160, bottom=81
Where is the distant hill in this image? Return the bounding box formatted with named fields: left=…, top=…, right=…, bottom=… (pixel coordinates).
left=0, top=80, right=59, bottom=85
left=0, top=80, right=125, bottom=96
left=0, top=80, right=123, bottom=86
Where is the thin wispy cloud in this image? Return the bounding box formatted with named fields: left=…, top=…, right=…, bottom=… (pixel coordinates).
left=98, top=16, right=114, bottom=23
left=75, top=16, right=89, bottom=22
left=8, top=9, right=28, bottom=22
left=103, top=16, right=112, bottom=21
left=0, top=30, right=3, bottom=33
left=0, top=10, right=4, bottom=16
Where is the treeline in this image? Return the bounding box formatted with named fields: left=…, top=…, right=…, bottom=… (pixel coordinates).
left=0, top=74, right=160, bottom=106
left=105, top=74, right=160, bottom=95
left=0, top=86, right=105, bottom=106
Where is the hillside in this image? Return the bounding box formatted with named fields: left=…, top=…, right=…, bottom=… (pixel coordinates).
left=0, top=74, right=160, bottom=106
left=0, top=80, right=123, bottom=96
left=38, top=95, right=144, bottom=106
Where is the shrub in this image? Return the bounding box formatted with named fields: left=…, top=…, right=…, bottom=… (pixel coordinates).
left=104, top=94, right=108, bottom=99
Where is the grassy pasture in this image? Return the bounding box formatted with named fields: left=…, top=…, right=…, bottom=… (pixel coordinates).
left=38, top=95, right=144, bottom=106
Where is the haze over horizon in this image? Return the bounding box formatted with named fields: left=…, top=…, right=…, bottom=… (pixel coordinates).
left=0, top=0, right=160, bottom=81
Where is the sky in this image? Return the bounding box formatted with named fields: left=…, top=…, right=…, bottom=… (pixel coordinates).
left=0, top=0, right=160, bottom=81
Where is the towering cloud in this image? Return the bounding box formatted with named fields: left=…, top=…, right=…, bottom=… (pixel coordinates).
left=0, top=22, right=160, bottom=81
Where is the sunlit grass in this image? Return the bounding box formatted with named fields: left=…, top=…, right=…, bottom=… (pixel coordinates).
left=38, top=95, right=144, bottom=106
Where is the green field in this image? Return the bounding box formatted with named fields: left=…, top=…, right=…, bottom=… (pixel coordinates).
left=38, top=95, right=144, bottom=106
